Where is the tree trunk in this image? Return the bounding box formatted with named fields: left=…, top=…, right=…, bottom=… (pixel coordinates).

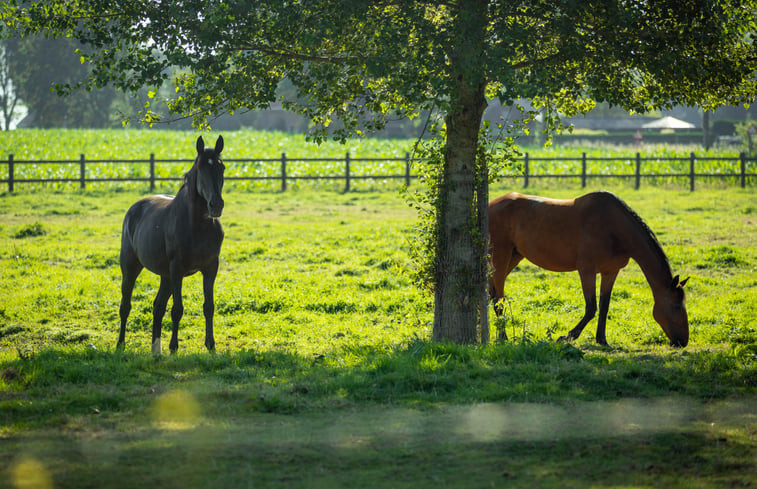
left=432, top=1, right=488, bottom=343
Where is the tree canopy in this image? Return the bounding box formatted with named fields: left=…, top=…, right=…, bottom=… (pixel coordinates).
left=3, top=0, right=756, bottom=342
left=6, top=2, right=754, bottom=131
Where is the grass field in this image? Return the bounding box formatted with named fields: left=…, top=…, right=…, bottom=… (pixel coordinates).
left=0, top=130, right=755, bottom=488
left=1, top=128, right=753, bottom=192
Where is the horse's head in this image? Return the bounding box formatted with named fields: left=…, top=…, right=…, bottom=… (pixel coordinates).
left=653, top=275, right=689, bottom=347
left=195, top=135, right=225, bottom=218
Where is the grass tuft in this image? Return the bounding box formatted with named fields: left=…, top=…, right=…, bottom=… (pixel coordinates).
left=12, top=222, right=46, bottom=238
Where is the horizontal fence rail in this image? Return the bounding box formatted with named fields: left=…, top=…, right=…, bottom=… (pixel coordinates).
left=1, top=152, right=755, bottom=192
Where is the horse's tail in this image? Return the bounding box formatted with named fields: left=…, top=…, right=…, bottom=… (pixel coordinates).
left=120, top=200, right=149, bottom=252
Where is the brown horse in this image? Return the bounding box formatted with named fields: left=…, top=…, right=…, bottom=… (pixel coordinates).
left=488, top=191, right=689, bottom=347
left=117, top=136, right=225, bottom=354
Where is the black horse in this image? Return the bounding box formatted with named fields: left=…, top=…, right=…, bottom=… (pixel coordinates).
left=117, top=136, right=225, bottom=354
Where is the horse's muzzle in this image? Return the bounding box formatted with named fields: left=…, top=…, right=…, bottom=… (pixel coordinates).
left=208, top=199, right=224, bottom=218
left=669, top=336, right=688, bottom=348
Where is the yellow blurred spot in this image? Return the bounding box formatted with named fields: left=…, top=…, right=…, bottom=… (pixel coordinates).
left=151, top=389, right=201, bottom=430
left=11, top=457, right=53, bottom=489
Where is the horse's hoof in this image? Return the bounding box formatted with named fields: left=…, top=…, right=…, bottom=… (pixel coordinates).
left=557, top=335, right=572, bottom=343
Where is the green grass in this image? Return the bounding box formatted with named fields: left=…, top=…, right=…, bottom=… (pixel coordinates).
left=2, top=186, right=753, bottom=354
left=0, top=140, right=755, bottom=487
left=0, top=128, right=416, bottom=160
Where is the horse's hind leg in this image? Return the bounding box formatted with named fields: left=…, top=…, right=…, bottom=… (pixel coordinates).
left=151, top=277, right=171, bottom=355
left=490, top=247, right=518, bottom=314
left=489, top=245, right=522, bottom=340
left=202, top=258, right=219, bottom=352
left=118, top=255, right=142, bottom=350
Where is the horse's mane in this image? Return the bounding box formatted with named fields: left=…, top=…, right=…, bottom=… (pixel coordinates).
left=181, top=160, right=199, bottom=196
left=177, top=159, right=202, bottom=211
left=608, top=192, right=673, bottom=279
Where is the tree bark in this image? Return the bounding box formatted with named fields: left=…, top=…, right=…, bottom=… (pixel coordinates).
left=702, top=110, right=711, bottom=149
left=432, top=0, right=488, bottom=343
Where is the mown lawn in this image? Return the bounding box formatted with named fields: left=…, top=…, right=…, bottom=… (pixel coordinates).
left=0, top=183, right=755, bottom=488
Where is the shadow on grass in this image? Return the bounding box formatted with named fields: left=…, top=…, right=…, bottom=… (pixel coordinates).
left=3, top=400, right=755, bottom=489
left=1, top=340, right=754, bottom=429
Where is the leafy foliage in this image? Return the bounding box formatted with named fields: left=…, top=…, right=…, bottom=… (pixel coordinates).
left=3, top=1, right=755, bottom=128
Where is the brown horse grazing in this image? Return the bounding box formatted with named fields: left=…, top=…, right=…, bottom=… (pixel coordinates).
left=488, top=191, right=689, bottom=347
left=117, top=136, right=225, bottom=354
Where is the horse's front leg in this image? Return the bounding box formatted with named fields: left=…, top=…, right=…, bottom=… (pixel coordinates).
left=560, top=270, right=597, bottom=342
left=202, top=258, right=219, bottom=352
left=151, top=277, right=171, bottom=355
left=595, top=272, right=619, bottom=346
left=169, top=264, right=184, bottom=354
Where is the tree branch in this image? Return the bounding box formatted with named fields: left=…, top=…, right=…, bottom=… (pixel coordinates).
left=235, top=43, right=357, bottom=64
left=510, top=51, right=563, bottom=71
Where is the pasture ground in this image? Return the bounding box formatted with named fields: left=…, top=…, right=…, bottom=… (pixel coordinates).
left=0, top=184, right=755, bottom=488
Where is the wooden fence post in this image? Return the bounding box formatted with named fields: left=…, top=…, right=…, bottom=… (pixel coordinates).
left=740, top=152, right=746, bottom=189
left=405, top=152, right=411, bottom=187
left=149, top=153, right=156, bottom=192
left=345, top=151, right=351, bottom=192
left=635, top=153, right=641, bottom=190
left=581, top=152, right=587, bottom=188
left=80, top=154, right=86, bottom=190
left=689, top=152, right=695, bottom=191
left=281, top=153, right=287, bottom=192
left=523, top=153, right=529, bottom=188
left=8, top=154, right=13, bottom=193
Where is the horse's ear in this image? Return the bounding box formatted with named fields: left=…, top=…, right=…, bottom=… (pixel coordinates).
left=196, top=136, right=205, bottom=154
left=215, top=135, right=224, bottom=154
left=671, top=275, right=679, bottom=288
left=679, top=277, right=689, bottom=288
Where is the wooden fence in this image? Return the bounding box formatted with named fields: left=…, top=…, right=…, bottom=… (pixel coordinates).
left=522, top=152, right=755, bottom=191
left=1, top=152, right=755, bottom=192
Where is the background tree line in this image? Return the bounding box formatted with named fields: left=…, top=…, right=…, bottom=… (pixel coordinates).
left=0, top=34, right=203, bottom=130
left=0, top=32, right=437, bottom=136
left=2, top=34, right=118, bottom=129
